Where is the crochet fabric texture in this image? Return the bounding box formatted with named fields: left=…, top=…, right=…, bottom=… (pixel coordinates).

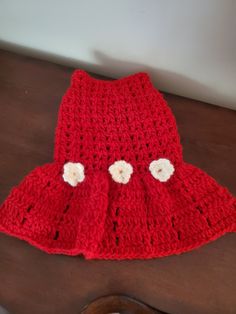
left=0, top=70, right=235, bottom=259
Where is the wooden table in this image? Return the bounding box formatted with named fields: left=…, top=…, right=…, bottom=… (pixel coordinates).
left=0, top=49, right=235, bottom=314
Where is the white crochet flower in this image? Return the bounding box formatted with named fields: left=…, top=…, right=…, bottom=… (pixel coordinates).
left=108, top=160, right=133, bottom=184
left=62, top=162, right=85, bottom=187
left=149, top=158, right=175, bottom=182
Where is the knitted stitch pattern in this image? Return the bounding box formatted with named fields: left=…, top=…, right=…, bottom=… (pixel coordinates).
left=0, top=70, right=235, bottom=259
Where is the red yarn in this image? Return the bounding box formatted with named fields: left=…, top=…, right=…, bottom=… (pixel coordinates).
left=0, top=70, right=235, bottom=259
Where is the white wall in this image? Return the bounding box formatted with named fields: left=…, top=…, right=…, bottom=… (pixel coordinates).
left=0, top=0, right=235, bottom=109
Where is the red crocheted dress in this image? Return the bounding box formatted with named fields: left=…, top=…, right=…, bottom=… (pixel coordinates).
left=0, top=70, right=235, bottom=259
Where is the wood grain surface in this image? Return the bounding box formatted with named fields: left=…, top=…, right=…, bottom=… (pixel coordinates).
left=0, top=49, right=235, bottom=314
